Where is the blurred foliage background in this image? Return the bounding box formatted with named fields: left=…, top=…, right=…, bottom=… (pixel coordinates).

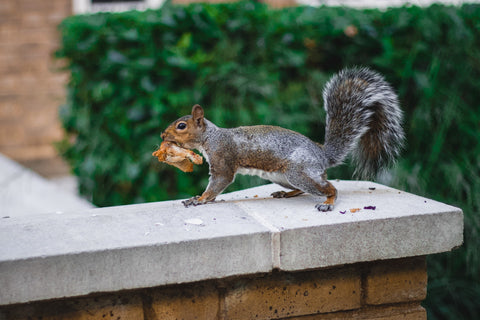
left=56, top=1, right=479, bottom=319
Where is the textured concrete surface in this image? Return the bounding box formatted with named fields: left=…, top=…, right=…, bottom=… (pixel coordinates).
left=0, top=200, right=272, bottom=305
left=226, top=181, right=463, bottom=270
left=0, top=180, right=463, bottom=305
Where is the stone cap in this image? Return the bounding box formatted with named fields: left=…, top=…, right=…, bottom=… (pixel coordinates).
left=0, top=181, right=463, bottom=305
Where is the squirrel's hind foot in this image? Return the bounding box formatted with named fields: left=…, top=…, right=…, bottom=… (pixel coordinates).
left=315, top=203, right=334, bottom=212
left=271, top=189, right=304, bottom=198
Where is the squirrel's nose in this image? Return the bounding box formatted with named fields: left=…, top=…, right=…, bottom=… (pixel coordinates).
left=161, top=132, right=165, bottom=140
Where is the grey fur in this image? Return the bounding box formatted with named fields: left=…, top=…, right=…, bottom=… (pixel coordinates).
left=197, top=120, right=330, bottom=195
left=322, top=67, right=404, bottom=178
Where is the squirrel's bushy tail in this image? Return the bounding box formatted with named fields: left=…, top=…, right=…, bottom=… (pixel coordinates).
left=323, top=67, right=404, bottom=179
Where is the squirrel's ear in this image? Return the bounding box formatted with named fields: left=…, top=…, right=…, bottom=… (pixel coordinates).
left=192, top=104, right=204, bottom=127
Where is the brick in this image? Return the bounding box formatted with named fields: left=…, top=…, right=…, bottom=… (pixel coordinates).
left=283, top=304, right=426, bottom=320
left=367, top=309, right=426, bottom=320
left=15, top=28, right=55, bottom=46
left=0, top=72, right=33, bottom=95
left=0, top=144, right=60, bottom=161
left=0, top=76, right=19, bottom=95
left=52, top=0, right=72, bottom=17
left=24, top=108, right=64, bottom=139
left=147, top=283, right=220, bottom=320
left=361, top=304, right=426, bottom=320
left=0, top=1, right=16, bottom=15
left=365, top=257, right=427, bottom=305
left=48, top=74, right=70, bottom=93
left=224, top=268, right=361, bottom=320
left=0, top=56, right=49, bottom=75
left=0, top=95, right=24, bottom=119
left=0, top=293, right=144, bottom=320
left=48, top=11, right=70, bottom=24
left=263, top=0, right=298, bottom=8
left=18, top=154, right=71, bottom=178
left=0, top=124, right=26, bottom=147
left=21, top=11, right=47, bottom=27
left=19, top=0, right=54, bottom=13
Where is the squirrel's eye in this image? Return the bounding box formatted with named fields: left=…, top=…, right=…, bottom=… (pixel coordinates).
left=176, top=122, right=187, bottom=130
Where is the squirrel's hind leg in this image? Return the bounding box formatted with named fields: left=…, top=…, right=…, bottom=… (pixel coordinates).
left=312, top=180, right=337, bottom=212
left=285, top=170, right=337, bottom=212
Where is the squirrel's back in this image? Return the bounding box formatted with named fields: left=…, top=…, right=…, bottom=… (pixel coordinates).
left=322, top=67, right=404, bottom=178
left=226, top=125, right=327, bottom=167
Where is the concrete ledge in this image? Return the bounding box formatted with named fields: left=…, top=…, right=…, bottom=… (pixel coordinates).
left=0, top=181, right=463, bottom=305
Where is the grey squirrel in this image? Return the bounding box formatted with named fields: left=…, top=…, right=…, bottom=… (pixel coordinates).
left=161, top=67, right=404, bottom=211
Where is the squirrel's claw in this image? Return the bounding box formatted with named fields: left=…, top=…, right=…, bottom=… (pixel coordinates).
left=271, top=191, right=288, bottom=198
left=182, top=196, right=201, bottom=207
left=182, top=195, right=220, bottom=207
left=315, top=203, right=334, bottom=212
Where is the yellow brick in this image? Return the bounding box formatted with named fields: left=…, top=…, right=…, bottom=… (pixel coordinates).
left=0, top=124, right=26, bottom=147
left=368, top=308, right=426, bottom=320
left=365, top=257, right=427, bottom=305
left=224, top=267, right=361, bottom=320
left=284, top=304, right=426, bottom=320
left=148, top=283, right=220, bottom=320
left=1, top=294, right=144, bottom=320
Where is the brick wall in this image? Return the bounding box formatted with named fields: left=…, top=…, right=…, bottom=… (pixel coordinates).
left=0, top=256, right=427, bottom=320
left=0, top=0, right=72, bottom=177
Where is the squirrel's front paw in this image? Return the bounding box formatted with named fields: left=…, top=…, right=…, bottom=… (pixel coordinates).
left=182, top=196, right=202, bottom=207
left=315, top=203, right=334, bottom=212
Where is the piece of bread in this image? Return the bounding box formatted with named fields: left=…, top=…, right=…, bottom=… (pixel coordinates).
left=152, top=141, right=203, bottom=172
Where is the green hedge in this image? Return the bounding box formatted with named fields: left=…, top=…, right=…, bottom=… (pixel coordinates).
left=56, top=2, right=480, bottom=318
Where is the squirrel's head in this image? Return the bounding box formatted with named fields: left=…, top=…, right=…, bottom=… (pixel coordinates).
left=161, top=104, right=206, bottom=149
